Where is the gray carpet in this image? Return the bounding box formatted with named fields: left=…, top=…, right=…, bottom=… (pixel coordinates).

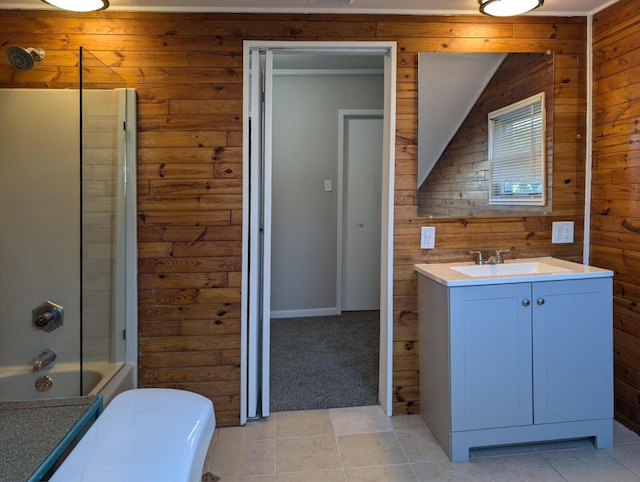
left=270, top=310, right=379, bottom=412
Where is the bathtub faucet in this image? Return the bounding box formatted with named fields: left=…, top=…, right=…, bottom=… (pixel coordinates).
left=33, top=348, right=56, bottom=371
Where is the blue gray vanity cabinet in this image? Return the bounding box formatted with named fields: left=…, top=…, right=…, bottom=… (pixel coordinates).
left=418, top=275, right=613, bottom=462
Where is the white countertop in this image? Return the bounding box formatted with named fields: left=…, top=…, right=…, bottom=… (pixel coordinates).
left=415, top=257, right=613, bottom=287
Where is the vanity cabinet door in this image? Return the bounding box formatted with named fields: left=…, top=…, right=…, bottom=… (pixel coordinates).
left=450, top=283, right=533, bottom=432
left=532, top=278, right=613, bottom=424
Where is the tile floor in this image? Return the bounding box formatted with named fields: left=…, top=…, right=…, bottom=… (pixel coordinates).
left=202, top=405, right=640, bottom=481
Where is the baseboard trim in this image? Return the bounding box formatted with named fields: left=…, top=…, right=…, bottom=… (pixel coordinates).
left=271, top=307, right=340, bottom=319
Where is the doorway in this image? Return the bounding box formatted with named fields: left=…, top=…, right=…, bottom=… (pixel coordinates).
left=241, top=41, right=397, bottom=423
left=339, top=110, right=383, bottom=312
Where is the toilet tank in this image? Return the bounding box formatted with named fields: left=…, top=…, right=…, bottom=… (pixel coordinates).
left=50, top=388, right=216, bottom=482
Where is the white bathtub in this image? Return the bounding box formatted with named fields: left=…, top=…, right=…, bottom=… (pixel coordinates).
left=89, top=362, right=136, bottom=406
left=0, top=362, right=135, bottom=406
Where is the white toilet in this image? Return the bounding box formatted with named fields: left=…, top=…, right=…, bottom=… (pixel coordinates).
left=51, top=388, right=216, bottom=482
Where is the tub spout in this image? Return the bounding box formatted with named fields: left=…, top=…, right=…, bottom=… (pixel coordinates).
left=33, top=348, right=56, bottom=371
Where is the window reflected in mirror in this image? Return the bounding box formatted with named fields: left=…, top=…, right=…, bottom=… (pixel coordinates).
left=489, top=92, right=546, bottom=206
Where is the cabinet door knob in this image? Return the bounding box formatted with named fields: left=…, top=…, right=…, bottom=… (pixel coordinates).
left=537, top=298, right=545, bottom=305
left=522, top=299, right=531, bottom=307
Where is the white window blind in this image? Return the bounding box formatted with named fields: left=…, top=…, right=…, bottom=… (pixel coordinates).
left=488, top=92, right=545, bottom=205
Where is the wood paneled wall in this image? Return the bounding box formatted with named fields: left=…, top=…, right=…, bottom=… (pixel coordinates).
left=0, top=10, right=586, bottom=425
left=592, top=0, right=640, bottom=434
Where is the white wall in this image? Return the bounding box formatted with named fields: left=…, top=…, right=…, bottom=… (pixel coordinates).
left=0, top=89, right=81, bottom=369
left=270, top=74, right=384, bottom=315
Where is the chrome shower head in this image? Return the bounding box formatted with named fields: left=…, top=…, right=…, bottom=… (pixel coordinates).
left=7, top=47, right=46, bottom=71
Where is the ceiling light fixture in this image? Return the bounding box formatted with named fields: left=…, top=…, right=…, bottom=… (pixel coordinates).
left=479, top=0, right=543, bottom=17
left=41, top=0, right=109, bottom=12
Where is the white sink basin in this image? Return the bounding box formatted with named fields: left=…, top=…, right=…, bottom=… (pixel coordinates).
left=451, top=262, right=571, bottom=278
left=414, top=257, right=613, bottom=287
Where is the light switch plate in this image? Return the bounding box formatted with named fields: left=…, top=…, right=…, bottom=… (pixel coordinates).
left=420, top=226, right=436, bottom=249
left=552, top=221, right=574, bottom=243
left=324, top=179, right=332, bottom=192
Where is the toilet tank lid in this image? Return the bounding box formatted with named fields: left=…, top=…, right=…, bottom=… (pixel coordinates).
left=50, top=388, right=216, bottom=482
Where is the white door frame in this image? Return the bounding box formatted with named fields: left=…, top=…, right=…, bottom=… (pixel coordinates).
left=241, top=41, right=397, bottom=423
left=337, top=109, right=384, bottom=313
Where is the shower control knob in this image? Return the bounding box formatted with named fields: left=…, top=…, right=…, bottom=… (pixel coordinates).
left=35, top=312, right=54, bottom=326
left=32, top=300, right=64, bottom=333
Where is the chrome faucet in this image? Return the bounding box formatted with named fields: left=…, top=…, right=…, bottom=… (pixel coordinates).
left=485, top=250, right=505, bottom=265
left=469, top=249, right=510, bottom=265
left=469, top=250, right=485, bottom=265
left=33, top=348, right=56, bottom=371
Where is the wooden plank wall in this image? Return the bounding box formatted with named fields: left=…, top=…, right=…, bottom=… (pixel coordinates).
left=592, top=0, right=640, bottom=434
left=0, top=10, right=586, bottom=425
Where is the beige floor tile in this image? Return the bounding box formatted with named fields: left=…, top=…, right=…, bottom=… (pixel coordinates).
left=276, top=410, right=334, bottom=438
left=203, top=429, right=219, bottom=470
left=609, top=443, right=640, bottom=476
left=614, top=421, right=640, bottom=445
left=277, top=469, right=347, bottom=481
left=396, top=427, right=448, bottom=463
left=217, top=417, right=276, bottom=443
left=391, top=414, right=427, bottom=432
left=276, top=435, right=342, bottom=473
left=412, top=460, right=494, bottom=481
left=221, top=477, right=276, bottom=482
left=476, top=453, right=566, bottom=482
left=338, top=432, right=408, bottom=468
left=344, top=464, right=418, bottom=482
left=330, top=405, right=393, bottom=435
left=209, top=440, right=275, bottom=478
left=544, top=448, right=640, bottom=481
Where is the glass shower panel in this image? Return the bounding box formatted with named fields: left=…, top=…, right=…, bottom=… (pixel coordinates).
left=79, top=48, right=128, bottom=393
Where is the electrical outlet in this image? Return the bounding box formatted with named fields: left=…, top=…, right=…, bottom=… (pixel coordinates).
left=420, top=226, right=436, bottom=249
left=552, top=221, right=574, bottom=244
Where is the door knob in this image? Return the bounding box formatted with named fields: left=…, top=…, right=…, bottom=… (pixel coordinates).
left=537, top=298, right=545, bottom=305
left=522, top=299, right=531, bottom=307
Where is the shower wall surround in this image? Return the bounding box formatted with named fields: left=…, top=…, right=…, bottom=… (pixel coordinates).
left=82, top=88, right=126, bottom=364
left=0, top=89, right=81, bottom=373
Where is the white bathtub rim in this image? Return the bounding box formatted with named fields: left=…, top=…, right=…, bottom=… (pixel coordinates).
left=91, top=362, right=136, bottom=407
left=0, top=361, right=119, bottom=379
left=0, top=361, right=135, bottom=405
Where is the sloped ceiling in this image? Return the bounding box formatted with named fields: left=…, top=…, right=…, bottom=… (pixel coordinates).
left=417, top=53, right=507, bottom=188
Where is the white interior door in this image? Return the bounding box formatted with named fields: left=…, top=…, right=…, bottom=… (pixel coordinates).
left=261, top=51, right=274, bottom=418
left=247, top=50, right=273, bottom=419
left=247, top=50, right=261, bottom=419
left=340, top=111, right=383, bottom=311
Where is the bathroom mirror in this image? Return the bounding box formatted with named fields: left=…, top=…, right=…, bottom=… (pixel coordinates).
left=417, top=51, right=554, bottom=218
